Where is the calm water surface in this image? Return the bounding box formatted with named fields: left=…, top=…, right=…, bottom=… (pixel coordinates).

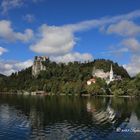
left=0, top=95, right=140, bottom=140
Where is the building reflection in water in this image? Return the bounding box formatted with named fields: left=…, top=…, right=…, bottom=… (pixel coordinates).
left=86, top=97, right=131, bottom=134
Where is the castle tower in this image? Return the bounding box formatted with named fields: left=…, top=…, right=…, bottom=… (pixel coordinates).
left=32, top=56, right=49, bottom=77
left=109, top=64, right=114, bottom=82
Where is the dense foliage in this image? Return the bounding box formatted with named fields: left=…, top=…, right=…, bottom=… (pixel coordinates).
left=109, top=73, right=140, bottom=96
left=1, top=59, right=138, bottom=96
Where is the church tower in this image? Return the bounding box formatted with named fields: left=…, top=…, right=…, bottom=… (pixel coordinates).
left=109, top=64, right=114, bottom=82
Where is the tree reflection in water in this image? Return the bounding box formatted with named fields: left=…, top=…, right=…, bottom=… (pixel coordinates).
left=0, top=95, right=139, bottom=140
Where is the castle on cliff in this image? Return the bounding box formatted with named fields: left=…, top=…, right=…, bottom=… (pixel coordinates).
left=32, top=56, right=49, bottom=77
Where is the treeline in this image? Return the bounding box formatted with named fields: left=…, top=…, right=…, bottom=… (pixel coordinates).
left=109, top=73, right=140, bottom=96
left=0, top=59, right=136, bottom=96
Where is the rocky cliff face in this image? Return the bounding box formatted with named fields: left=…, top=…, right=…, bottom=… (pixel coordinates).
left=32, top=56, right=49, bottom=77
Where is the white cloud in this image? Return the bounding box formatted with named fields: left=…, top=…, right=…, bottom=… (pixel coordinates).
left=29, top=10, right=140, bottom=77
left=1, top=0, right=24, bottom=14
left=0, top=47, right=8, bottom=55
left=101, top=47, right=129, bottom=55
left=15, top=29, right=33, bottom=42
left=65, top=10, right=140, bottom=32
left=107, top=20, right=140, bottom=36
left=30, top=10, right=140, bottom=56
left=122, top=38, right=140, bottom=76
left=0, top=59, right=33, bottom=76
left=1, top=10, right=140, bottom=75
left=30, top=24, right=76, bottom=55
left=23, top=14, right=35, bottom=23
left=51, top=52, right=93, bottom=63
left=123, top=55, right=140, bottom=76
left=14, top=59, right=33, bottom=69
left=122, top=38, right=140, bottom=52
left=0, top=20, right=33, bottom=42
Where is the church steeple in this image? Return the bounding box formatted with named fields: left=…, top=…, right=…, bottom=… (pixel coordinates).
left=110, top=64, right=114, bottom=82
left=92, top=67, right=96, bottom=77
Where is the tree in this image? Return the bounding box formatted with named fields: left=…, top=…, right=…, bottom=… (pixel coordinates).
left=0, top=59, right=130, bottom=95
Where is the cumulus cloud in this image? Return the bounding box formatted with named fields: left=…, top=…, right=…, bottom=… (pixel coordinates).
left=0, top=20, right=33, bottom=42
left=51, top=52, right=93, bottom=63
left=122, top=38, right=140, bottom=76
left=0, top=47, right=8, bottom=55
left=1, top=10, right=140, bottom=75
left=122, top=38, right=140, bottom=52
left=100, top=15, right=140, bottom=76
left=29, top=22, right=94, bottom=64
left=30, top=24, right=76, bottom=55
left=1, top=0, right=24, bottom=14
left=123, top=55, right=140, bottom=76
left=106, top=20, right=140, bottom=36
left=15, top=29, right=33, bottom=42
left=23, top=14, right=35, bottom=23
left=0, top=59, right=33, bottom=76
left=28, top=10, right=140, bottom=73
left=100, top=13, right=140, bottom=76
left=30, top=10, right=140, bottom=56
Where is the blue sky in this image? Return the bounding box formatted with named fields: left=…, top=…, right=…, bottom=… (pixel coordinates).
left=0, top=0, right=140, bottom=76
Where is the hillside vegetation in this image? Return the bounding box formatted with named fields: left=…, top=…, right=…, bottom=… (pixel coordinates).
left=1, top=59, right=137, bottom=96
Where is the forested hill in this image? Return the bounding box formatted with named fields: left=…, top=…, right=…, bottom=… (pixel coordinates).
left=0, top=74, right=6, bottom=78
left=0, top=59, right=130, bottom=92
left=0, top=74, right=6, bottom=80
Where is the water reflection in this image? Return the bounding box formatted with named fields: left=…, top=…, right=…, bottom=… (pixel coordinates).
left=86, top=98, right=131, bottom=137
left=0, top=95, right=139, bottom=140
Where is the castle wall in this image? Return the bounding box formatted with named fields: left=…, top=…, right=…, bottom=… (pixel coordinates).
left=32, top=56, right=48, bottom=77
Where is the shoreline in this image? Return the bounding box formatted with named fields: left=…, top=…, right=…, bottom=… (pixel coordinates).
left=0, top=92, right=139, bottom=98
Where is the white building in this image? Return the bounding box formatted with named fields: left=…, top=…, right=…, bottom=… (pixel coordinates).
left=109, top=64, right=114, bottom=82
left=87, top=78, right=96, bottom=85
left=87, top=65, right=116, bottom=85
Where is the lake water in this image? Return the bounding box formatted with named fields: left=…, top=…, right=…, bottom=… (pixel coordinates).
left=0, top=95, right=139, bottom=140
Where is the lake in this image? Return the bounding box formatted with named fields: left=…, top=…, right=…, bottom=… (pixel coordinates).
left=0, top=95, right=139, bottom=140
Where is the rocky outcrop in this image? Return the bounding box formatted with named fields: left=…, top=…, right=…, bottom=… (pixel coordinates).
left=32, top=56, right=49, bottom=77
